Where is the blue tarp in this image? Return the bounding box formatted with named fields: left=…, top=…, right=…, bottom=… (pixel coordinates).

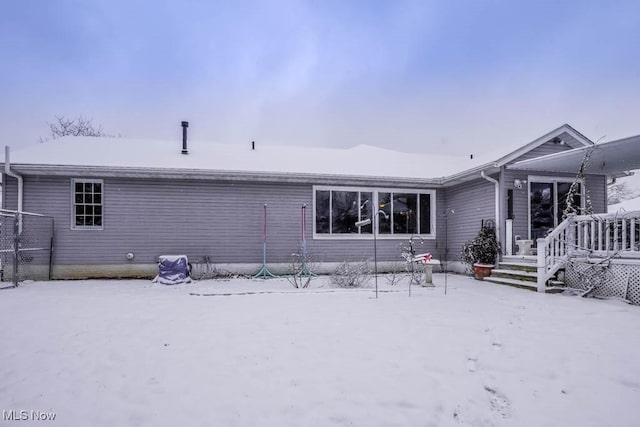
left=153, top=255, right=192, bottom=285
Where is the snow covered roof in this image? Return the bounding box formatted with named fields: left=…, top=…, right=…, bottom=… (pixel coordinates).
left=4, top=136, right=489, bottom=183
left=0, top=123, right=607, bottom=185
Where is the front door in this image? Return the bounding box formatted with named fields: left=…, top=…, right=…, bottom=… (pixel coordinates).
left=529, top=178, right=581, bottom=241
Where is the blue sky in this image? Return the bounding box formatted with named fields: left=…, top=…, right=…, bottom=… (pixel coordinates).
left=1, top=0, right=639, bottom=154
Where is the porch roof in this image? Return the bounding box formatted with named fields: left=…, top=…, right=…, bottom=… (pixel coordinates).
left=507, top=134, right=640, bottom=175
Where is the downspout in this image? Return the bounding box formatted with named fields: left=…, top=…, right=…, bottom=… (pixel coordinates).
left=480, top=170, right=500, bottom=262
left=4, top=146, right=23, bottom=232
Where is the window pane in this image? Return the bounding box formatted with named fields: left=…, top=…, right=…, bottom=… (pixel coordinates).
left=315, top=190, right=330, bottom=233
left=531, top=182, right=554, bottom=240
left=378, top=192, right=391, bottom=234
left=331, top=191, right=358, bottom=234
left=419, top=194, right=431, bottom=234
left=393, top=193, right=417, bottom=234
left=73, top=180, right=103, bottom=228
left=558, top=182, right=580, bottom=220
left=359, top=192, right=372, bottom=234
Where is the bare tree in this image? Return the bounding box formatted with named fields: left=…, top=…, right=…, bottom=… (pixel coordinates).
left=562, top=147, right=594, bottom=219
left=608, top=179, right=638, bottom=205
left=40, top=115, right=113, bottom=142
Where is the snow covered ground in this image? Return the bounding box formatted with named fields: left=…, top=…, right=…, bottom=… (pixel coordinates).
left=1, top=274, right=639, bottom=426
left=609, top=169, right=640, bottom=213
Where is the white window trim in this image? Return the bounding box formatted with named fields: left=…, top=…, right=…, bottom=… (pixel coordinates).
left=312, top=186, right=436, bottom=240
left=527, top=175, right=584, bottom=240
left=71, top=178, right=104, bottom=231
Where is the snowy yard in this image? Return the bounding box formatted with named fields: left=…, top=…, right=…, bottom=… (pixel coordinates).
left=1, top=274, right=639, bottom=426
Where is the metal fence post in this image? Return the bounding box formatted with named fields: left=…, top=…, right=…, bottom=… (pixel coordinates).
left=12, top=214, right=19, bottom=286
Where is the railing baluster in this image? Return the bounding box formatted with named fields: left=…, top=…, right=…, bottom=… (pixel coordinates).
left=631, top=218, right=636, bottom=252
left=613, top=218, right=619, bottom=252
left=598, top=219, right=603, bottom=251
left=622, top=218, right=628, bottom=251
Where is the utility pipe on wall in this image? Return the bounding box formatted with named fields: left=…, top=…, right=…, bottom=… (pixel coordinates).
left=4, top=146, right=23, bottom=233
left=480, top=170, right=500, bottom=260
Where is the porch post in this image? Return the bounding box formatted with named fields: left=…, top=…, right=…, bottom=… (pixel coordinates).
left=505, top=219, right=513, bottom=256
left=536, top=238, right=546, bottom=292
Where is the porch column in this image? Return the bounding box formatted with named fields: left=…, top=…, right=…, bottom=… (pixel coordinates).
left=536, top=238, right=546, bottom=292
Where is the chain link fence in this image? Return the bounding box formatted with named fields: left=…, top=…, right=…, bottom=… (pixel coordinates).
left=0, top=210, right=54, bottom=288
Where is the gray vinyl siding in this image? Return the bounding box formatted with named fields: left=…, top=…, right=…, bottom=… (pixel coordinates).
left=5, top=175, right=443, bottom=270
left=514, top=140, right=575, bottom=162
left=2, top=174, right=18, bottom=211
left=443, top=176, right=496, bottom=263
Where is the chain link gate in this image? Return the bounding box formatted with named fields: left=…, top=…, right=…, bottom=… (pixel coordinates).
left=0, top=210, right=54, bottom=288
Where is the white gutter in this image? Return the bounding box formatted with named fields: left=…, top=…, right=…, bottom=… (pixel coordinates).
left=480, top=170, right=500, bottom=260
left=4, top=146, right=23, bottom=233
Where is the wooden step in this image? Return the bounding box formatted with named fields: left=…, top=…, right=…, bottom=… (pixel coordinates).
left=484, top=276, right=538, bottom=291
left=497, top=262, right=537, bottom=273
left=491, top=268, right=537, bottom=282
left=502, top=255, right=537, bottom=263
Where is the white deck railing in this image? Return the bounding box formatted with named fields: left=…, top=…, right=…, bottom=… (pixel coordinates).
left=536, top=211, right=640, bottom=292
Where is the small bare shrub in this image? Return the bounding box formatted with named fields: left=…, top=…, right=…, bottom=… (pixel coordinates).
left=286, top=251, right=317, bottom=289
left=331, top=260, right=372, bottom=288
left=384, top=263, right=404, bottom=286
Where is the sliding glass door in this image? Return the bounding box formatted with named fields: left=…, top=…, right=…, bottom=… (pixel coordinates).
left=529, top=179, right=581, bottom=241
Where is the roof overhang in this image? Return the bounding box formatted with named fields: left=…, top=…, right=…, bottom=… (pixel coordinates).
left=3, top=163, right=444, bottom=188
left=507, top=135, right=640, bottom=175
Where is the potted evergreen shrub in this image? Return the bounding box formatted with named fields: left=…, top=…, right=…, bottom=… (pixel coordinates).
left=460, top=226, right=500, bottom=280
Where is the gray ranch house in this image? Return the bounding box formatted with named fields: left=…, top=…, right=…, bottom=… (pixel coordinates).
left=2, top=123, right=640, bottom=298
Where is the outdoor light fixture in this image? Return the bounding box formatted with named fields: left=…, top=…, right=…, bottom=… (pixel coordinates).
left=513, top=179, right=527, bottom=189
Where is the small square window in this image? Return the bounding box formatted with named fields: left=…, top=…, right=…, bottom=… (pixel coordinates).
left=72, top=179, right=103, bottom=230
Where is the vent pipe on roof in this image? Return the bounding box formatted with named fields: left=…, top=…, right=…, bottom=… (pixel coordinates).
left=181, top=121, right=189, bottom=154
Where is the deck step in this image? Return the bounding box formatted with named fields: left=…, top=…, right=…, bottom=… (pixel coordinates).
left=491, top=269, right=537, bottom=282
left=502, top=255, right=537, bottom=263
left=497, top=262, right=537, bottom=273
left=484, top=277, right=538, bottom=291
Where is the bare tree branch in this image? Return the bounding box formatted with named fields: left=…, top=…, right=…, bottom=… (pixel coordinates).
left=40, top=115, right=113, bottom=142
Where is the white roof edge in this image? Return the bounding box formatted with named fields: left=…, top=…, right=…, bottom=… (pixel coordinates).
left=441, top=162, right=500, bottom=186
left=7, top=163, right=445, bottom=186
left=508, top=134, right=640, bottom=170
left=507, top=135, right=640, bottom=176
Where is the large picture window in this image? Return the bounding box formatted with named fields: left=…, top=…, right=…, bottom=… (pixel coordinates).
left=72, top=179, right=103, bottom=230
left=313, top=186, right=434, bottom=238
